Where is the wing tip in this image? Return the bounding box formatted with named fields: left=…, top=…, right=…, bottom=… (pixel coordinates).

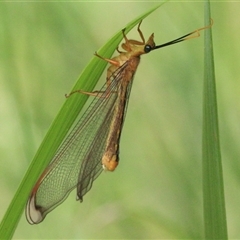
left=25, top=195, right=44, bottom=224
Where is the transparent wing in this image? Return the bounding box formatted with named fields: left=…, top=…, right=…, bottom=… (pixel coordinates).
left=26, top=62, right=134, bottom=224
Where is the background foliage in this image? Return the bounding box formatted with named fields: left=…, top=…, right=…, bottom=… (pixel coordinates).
left=0, top=1, right=239, bottom=239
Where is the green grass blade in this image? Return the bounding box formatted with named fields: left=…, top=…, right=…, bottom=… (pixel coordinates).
left=0, top=2, right=168, bottom=239
left=202, top=1, right=228, bottom=239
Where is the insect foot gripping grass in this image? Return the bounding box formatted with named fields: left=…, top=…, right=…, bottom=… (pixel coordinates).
left=26, top=19, right=213, bottom=224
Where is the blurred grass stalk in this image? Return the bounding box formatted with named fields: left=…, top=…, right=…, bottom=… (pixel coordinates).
left=202, top=1, right=228, bottom=239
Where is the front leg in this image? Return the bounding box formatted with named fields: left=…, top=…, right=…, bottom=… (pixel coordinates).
left=94, top=52, right=120, bottom=67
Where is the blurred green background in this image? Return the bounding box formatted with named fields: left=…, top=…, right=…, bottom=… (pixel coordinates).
left=1, top=1, right=240, bottom=239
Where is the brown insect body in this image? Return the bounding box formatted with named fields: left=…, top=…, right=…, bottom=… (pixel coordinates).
left=98, top=26, right=156, bottom=171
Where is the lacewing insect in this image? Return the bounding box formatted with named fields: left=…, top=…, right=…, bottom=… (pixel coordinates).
left=26, top=19, right=213, bottom=224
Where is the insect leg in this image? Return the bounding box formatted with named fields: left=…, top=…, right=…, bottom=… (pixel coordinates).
left=94, top=52, right=120, bottom=67
left=65, top=89, right=107, bottom=98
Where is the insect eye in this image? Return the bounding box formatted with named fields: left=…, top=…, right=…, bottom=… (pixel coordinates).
left=144, top=44, right=152, bottom=53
